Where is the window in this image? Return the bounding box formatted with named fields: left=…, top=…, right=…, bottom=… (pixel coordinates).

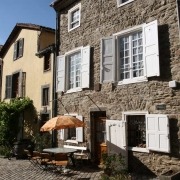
left=68, top=3, right=81, bottom=31
left=13, top=38, right=24, bottom=60
left=127, top=115, right=146, bottom=148
left=5, top=71, right=26, bottom=99
left=44, top=53, right=51, bottom=71
left=106, top=113, right=170, bottom=154
left=42, top=85, right=49, bottom=106
left=56, top=46, right=90, bottom=93
left=117, top=0, right=134, bottom=7
left=59, top=115, right=83, bottom=142
left=101, top=20, right=159, bottom=85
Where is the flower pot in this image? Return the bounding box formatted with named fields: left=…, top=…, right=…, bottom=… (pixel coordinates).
left=159, top=170, right=180, bottom=180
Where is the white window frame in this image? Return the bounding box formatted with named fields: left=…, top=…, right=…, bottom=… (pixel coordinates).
left=122, top=111, right=149, bottom=153
left=68, top=3, right=81, bottom=32
left=117, top=0, right=134, bottom=7
left=58, top=114, right=84, bottom=142
left=100, top=20, right=159, bottom=85
left=114, top=24, right=147, bottom=85
left=56, top=46, right=90, bottom=94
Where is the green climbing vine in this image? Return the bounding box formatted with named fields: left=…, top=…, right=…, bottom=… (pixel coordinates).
left=0, top=97, right=34, bottom=146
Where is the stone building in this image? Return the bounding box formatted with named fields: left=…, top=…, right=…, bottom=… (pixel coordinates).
left=51, top=0, right=180, bottom=176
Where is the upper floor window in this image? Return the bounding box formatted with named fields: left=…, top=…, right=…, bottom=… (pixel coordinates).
left=68, top=3, right=81, bottom=31
left=117, top=0, right=134, bottom=7
left=42, top=85, right=50, bottom=106
left=5, top=71, right=26, bottom=99
left=13, top=38, right=24, bottom=60
left=56, top=46, right=90, bottom=93
left=101, top=20, right=159, bottom=85
left=44, top=53, right=51, bottom=71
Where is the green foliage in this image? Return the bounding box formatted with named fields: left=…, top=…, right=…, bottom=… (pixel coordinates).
left=101, top=153, right=129, bottom=180
left=32, top=133, right=51, bottom=152
left=0, top=97, right=33, bottom=146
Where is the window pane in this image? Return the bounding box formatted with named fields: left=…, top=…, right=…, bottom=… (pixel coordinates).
left=68, top=51, right=81, bottom=89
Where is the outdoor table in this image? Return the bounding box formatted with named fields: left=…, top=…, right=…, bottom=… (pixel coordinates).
left=43, top=147, right=77, bottom=166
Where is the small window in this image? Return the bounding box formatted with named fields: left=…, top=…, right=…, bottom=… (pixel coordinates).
left=68, top=3, right=81, bottom=31
left=44, top=53, right=51, bottom=71
left=127, top=115, right=146, bottom=148
left=42, top=86, right=49, bottom=106
left=13, top=38, right=24, bottom=60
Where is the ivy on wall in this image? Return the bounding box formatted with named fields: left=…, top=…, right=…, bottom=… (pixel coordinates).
left=0, top=97, right=34, bottom=145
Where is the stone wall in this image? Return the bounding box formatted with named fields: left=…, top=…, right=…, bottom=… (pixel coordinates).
left=57, top=0, right=180, bottom=175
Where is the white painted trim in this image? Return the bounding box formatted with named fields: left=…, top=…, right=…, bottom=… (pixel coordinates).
left=65, top=87, right=82, bottom=94
left=128, top=147, right=150, bottom=153
left=122, top=111, right=149, bottom=121
left=65, top=46, right=83, bottom=56
left=113, top=24, right=143, bottom=37
left=118, top=77, right=148, bottom=85
left=117, top=0, right=134, bottom=8
left=68, top=3, right=81, bottom=32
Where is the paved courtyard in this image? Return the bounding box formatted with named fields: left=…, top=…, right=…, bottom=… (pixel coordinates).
left=0, top=157, right=103, bottom=180
left=0, top=157, right=160, bottom=180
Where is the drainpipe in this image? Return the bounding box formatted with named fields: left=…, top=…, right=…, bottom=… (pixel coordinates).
left=51, top=7, right=60, bottom=147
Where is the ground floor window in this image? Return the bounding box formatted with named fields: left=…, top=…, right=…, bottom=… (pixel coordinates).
left=127, top=115, right=146, bottom=148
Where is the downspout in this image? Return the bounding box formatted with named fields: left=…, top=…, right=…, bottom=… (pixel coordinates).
left=51, top=7, right=60, bottom=147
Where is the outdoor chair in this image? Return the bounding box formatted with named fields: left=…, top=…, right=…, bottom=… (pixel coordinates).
left=73, top=149, right=90, bottom=166
left=40, top=152, right=55, bottom=170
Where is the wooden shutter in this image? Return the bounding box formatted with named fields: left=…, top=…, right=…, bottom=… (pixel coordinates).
left=100, top=37, right=115, bottom=83
left=143, top=20, right=160, bottom=77
left=18, top=38, right=24, bottom=58
left=146, top=114, right=170, bottom=153
left=106, top=120, right=127, bottom=158
left=81, top=46, right=90, bottom=88
left=5, top=75, right=12, bottom=98
left=18, top=71, right=22, bottom=97
left=13, top=41, right=18, bottom=60
left=76, top=115, right=83, bottom=142
left=56, top=55, right=65, bottom=92
left=22, top=72, right=26, bottom=97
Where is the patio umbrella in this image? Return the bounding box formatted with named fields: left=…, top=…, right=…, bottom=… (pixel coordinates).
left=40, top=115, right=85, bottom=132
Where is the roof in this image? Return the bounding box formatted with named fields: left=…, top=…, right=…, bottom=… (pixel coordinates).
left=0, top=23, right=55, bottom=58
left=50, top=0, right=77, bottom=11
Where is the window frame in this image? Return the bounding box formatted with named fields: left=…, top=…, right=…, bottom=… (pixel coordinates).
left=56, top=46, right=90, bottom=93
left=68, top=3, right=81, bottom=32
left=41, top=85, right=50, bottom=107
left=117, top=0, right=134, bottom=7
left=44, top=53, right=51, bottom=72
left=123, top=111, right=150, bottom=153
left=101, top=20, right=159, bottom=85
left=13, top=38, right=24, bottom=60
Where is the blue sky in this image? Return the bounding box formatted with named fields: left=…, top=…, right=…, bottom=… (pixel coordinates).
left=0, top=0, right=55, bottom=45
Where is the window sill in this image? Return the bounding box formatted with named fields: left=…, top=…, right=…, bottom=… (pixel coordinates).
left=128, top=147, right=149, bottom=153
left=68, top=24, right=80, bottom=32
left=118, top=0, right=134, bottom=7
left=118, top=76, right=148, bottom=85
left=65, top=87, right=82, bottom=94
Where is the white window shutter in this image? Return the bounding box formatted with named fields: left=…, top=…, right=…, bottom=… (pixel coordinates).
left=76, top=115, right=83, bottom=142
left=59, top=129, right=68, bottom=140
left=100, top=37, right=115, bottom=83
left=143, top=20, right=160, bottom=77
left=56, top=55, right=65, bottom=92
left=146, top=114, right=170, bottom=153
left=106, top=120, right=127, bottom=158
left=81, top=46, right=90, bottom=88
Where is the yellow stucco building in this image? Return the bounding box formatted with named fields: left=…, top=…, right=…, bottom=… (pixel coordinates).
left=0, top=23, right=55, bottom=139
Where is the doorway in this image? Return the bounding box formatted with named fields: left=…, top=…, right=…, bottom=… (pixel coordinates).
left=91, top=111, right=106, bottom=165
